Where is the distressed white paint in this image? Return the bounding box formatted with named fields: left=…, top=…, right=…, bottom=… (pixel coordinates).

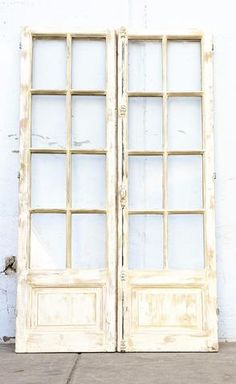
left=0, top=0, right=236, bottom=342
left=15, top=27, right=117, bottom=352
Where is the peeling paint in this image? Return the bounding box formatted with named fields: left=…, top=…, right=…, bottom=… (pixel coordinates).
left=2, top=336, right=15, bottom=343
left=73, top=140, right=90, bottom=147
left=2, top=256, right=17, bottom=275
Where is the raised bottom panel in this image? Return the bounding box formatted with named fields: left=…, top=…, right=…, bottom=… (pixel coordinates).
left=30, top=287, right=103, bottom=330
left=132, top=287, right=204, bottom=332
left=123, top=285, right=218, bottom=352
left=16, top=285, right=116, bottom=352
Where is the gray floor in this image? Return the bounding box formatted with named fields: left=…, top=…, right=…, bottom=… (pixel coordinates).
left=0, top=343, right=235, bottom=384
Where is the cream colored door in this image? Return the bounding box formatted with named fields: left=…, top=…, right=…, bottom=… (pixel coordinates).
left=16, top=28, right=218, bottom=353
left=117, top=29, right=218, bottom=352
left=16, top=28, right=116, bottom=352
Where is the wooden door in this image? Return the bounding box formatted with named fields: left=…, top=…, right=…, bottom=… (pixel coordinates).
left=117, top=29, right=218, bottom=352
left=16, top=28, right=218, bottom=353
left=16, top=28, right=116, bottom=352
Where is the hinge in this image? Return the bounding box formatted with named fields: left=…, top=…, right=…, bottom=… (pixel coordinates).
left=213, top=172, right=216, bottom=180
left=212, top=42, right=214, bottom=52
left=120, top=339, right=127, bottom=352
left=120, top=267, right=126, bottom=281
left=19, top=41, right=22, bottom=50
left=119, top=104, right=127, bottom=117
left=17, top=171, right=20, bottom=180
left=120, top=27, right=127, bottom=39
left=120, top=184, right=127, bottom=208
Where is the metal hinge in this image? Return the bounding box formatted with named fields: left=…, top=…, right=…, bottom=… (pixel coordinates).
left=120, top=27, right=127, bottom=39
left=120, top=184, right=127, bottom=208
left=213, top=172, right=216, bottom=180
left=212, top=42, right=214, bottom=52
left=120, top=339, right=127, bottom=352
left=120, top=267, right=126, bottom=281
left=19, top=41, right=22, bottom=50
left=119, top=104, right=127, bottom=117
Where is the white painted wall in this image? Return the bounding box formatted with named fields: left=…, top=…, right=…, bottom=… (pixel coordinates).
left=0, top=0, right=236, bottom=342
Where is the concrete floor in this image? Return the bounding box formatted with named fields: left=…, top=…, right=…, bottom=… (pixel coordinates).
left=0, top=343, right=235, bottom=384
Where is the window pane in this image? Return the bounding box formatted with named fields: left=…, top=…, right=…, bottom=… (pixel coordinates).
left=128, top=97, right=162, bottom=150
left=30, top=214, right=66, bottom=269
left=129, top=156, right=162, bottom=210
left=31, top=95, right=66, bottom=148
left=129, top=215, right=163, bottom=269
left=168, top=214, right=204, bottom=269
left=72, top=155, right=106, bottom=209
left=72, top=39, right=106, bottom=90
left=168, top=97, right=202, bottom=150
left=72, top=214, right=106, bottom=268
left=72, top=96, right=106, bottom=149
left=31, top=154, right=66, bottom=208
left=128, top=40, right=162, bottom=91
left=168, top=156, right=202, bottom=209
left=32, top=39, right=66, bottom=89
left=168, top=41, right=201, bottom=91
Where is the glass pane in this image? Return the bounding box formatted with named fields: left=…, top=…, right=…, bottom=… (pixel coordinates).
left=72, top=96, right=106, bottom=149
left=31, top=154, right=66, bottom=208
left=32, top=39, right=66, bottom=89
left=128, top=40, right=162, bottom=91
left=72, top=39, right=106, bottom=90
left=72, top=214, right=106, bottom=269
left=128, top=97, right=162, bottom=150
left=129, top=215, right=163, bottom=269
left=168, top=97, right=202, bottom=150
left=129, top=156, right=162, bottom=210
left=31, top=95, right=66, bottom=148
left=168, top=156, right=202, bottom=209
left=168, top=214, right=204, bottom=269
left=168, top=41, right=201, bottom=91
left=72, top=155, right=106, bottom=209
left=30, top=214, right=66, bottom=269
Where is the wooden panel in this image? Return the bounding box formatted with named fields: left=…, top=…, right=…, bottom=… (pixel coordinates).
left=131, top=287, right=203, bottom=331
left=31, top=287, right=102, bottom=329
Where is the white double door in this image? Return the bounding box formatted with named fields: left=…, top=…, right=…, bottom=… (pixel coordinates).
left=16, top=28, right=218, bottom=352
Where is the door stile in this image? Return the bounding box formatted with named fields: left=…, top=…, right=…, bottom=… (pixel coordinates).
left=162, top=36, right=168, bottom=270
left=16, top=27, right=32, bottom=352
left=117, top=27, right=128, bottom=352
left=201, top=34, right=218, bottom=351
left=66, top=33, right=72, bottom=269
left=105, top=30, right=117, bottom=350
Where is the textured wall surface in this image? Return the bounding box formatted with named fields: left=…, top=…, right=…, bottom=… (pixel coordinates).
left=0, top=0, right=236, bottom=342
